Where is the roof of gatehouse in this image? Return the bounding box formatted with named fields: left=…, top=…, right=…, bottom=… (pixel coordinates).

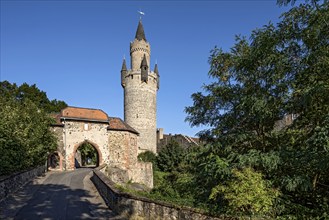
left=50, top=106, right=139, bottom=134
left=108, top=117, right=139, bottom=135
left=61, top=106, right=109, bottom=123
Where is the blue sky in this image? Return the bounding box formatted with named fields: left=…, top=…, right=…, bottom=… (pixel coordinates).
left=1, top=0, right=291, bottom=137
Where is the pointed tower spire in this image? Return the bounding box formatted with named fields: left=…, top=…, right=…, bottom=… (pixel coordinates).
left=154, top=63, right=158, bottom=75
left=154, top=63, right=160, bottom=89
left=121, top=58, right=127, bottom=71
left=121, top=59, right=127, bottom=87
left=141, top=54, right=149, bottom=82
left=141, top=54, right=148, bottom=67
left=135, top=20, right=147, bottom=41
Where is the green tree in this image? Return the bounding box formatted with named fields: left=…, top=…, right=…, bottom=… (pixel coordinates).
left=156, top=140, right=186, bottom=172
left=138, top=150, right=157, bottom=163
left=146, top=142, right=198, bottom=207
left=0, top=96, right=57, bottom=175
left=78, top=142, right=98, bottom=166
left=0, top=81, right=65, bottom=176
left=0, top=81, right=67, bottom=113
left=210, top=167, right=280, bottom=217
left=185, top=1, right=329, bottom=218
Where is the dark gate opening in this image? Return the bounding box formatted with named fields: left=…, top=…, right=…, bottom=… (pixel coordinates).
left=48, top=152, right=61, bottom=170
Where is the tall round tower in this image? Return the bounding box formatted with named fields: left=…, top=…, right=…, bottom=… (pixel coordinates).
left=121, top=20, right=159, bottom=154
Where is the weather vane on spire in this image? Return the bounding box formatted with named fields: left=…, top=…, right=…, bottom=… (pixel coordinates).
left=138, top=10, right=145, bottom=20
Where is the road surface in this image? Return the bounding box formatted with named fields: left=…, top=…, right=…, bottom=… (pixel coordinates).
left=0, top=168, right=121, bottom=220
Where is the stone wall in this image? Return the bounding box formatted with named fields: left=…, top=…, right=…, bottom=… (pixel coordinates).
left=0, top=165, right=46, bottom=202
left=129, top=162, right=153, bottom=189
left=52, top=126, right=64, bottom=153
left=108, top=130, right=138, bottom=169
left=51, top=126, right=65, bottom=170
left=108, top=130, right=153, bottom=188
left=92, top=167, right=225, bottom=220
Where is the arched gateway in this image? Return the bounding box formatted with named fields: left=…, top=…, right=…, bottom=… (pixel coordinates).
left=51, top=106, right=153, bottom=188
left=73, top=140, right=102, bottom=168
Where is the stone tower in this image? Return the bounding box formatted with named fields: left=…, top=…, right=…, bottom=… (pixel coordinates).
left=121, top=19, right=159, bottom=154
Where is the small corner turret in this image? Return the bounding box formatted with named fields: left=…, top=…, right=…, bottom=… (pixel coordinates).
left=154, top=63, right=160, bottom=89
left=141, top=54, right=149, bottom=82
left=121, top=59, right=127, bottom=87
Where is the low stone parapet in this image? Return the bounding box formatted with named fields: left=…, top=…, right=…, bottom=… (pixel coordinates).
left=91, top=166, right=226, bottom=220
left=0, top=165, right=46, bottom=202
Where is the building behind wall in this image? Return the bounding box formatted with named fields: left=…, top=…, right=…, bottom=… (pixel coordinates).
left=156, top=128, right=201, bottom=153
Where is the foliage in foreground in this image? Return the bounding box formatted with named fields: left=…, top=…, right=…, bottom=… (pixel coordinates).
left=0, top=81, right=67, bottom=176
left=0, top=97, right=57, bottom=175
left=136, top=143, right=196, bottom=208
left=210, top=167, right=280, bottom=217
left=184, top=1, right=329, bottom=218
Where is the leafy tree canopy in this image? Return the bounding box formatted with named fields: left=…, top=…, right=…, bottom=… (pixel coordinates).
left=156, top=140, right=187, bottom=172
left=0, top=96, right=57, bottom=175
left=1, top=80, right=67, bottom=113
left=210, top=167, right=280, bottom=217
left=185, top=1, right=329, bottom=217
left=0, top=81, right=67, bottom=175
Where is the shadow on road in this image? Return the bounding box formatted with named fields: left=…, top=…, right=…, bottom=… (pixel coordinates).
left=0, top=170, right=120, bottom=220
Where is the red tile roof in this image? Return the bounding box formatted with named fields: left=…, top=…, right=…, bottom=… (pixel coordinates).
left=61, top=106, right=109, bottom=122
left=108, top=117, right=139, bottom=134
left=50, top=106, right=138, bottom=134
left=50, top=113, right=63, bottom=126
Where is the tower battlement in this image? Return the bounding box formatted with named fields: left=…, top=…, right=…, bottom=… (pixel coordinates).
left=122, top=70, right=158, bottom=86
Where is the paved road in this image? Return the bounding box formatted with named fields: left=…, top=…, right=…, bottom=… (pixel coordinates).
left=0, top=168, right=121, bottom=220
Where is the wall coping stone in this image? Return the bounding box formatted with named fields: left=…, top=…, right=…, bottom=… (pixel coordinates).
left=0, top=165, right=46, bottom=182
left=92, top=165, right=228, bottom=219
left=0, top=165, right=46, bottom=202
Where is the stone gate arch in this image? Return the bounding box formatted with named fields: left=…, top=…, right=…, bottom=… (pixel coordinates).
left=50, top=106, right=153, bottom=188
left=72, top=140, right=103, bottom=169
